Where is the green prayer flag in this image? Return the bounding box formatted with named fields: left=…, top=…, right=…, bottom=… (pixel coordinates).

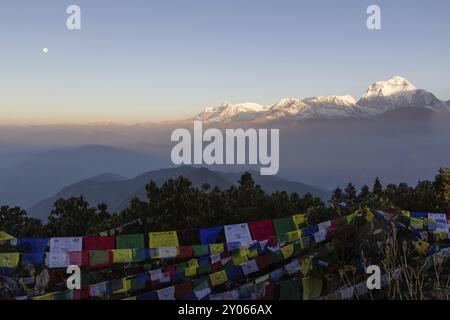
left=89, top=250, right=111, bottom=267
left=193, top=278, right=210, bottom=293
left=193, top=245, right=209, bottom=257
left=279, top=279, right=302, bottom=300
left=197, top=264, right=212, bottom=275
left=116, top=234, right=145, bottom=249
left=273, top=217, right=296, bottom=236
left=176, top=262, right=188, bottom=273
left=270, top=250, right=284, bottom=264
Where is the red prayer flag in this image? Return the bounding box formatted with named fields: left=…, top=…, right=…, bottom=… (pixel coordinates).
left=179, top=246, right=193, bottom=259
left=255, top=254, right=272, bottom=270
left=163, top=265, right=176, bottom=276
left=83, top=236, right=115, bottom=251
left=248, top=220, right=276, bottom=241
left=175, top=281, right=193, bottom=298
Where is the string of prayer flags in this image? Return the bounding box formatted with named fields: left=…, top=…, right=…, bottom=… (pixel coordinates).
left=116, top=234, right=145, bottom=249
left=224, top=223, right=253, bottom=246
left=209, top=270, right=228, bottom=287
left=199, top=226, right=222, bottom=245
left=248, top=220, right=275, bottom=241
left=273, top=217, right=296, bottom=236
left=83, top=236, right=115, bottom=251
left=149, top=231, right=179, bottom=248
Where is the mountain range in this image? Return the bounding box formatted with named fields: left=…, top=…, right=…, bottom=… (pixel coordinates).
left=195, top=76, right=450, bottom=124
left=28, top=166, right=330, bottom=221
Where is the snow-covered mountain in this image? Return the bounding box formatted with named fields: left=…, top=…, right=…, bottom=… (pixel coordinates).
left=358, top=76, right=449, bottom=115
left=194, top=76, right=450, bottom=123
left=195, top=101, right=269, bottom=122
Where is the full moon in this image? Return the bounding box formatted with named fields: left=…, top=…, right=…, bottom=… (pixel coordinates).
left=42, top=48, right=49, bottom=53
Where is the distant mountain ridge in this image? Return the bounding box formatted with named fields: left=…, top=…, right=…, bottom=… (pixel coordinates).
left=28, top=166, right=330, bottom=221
left=194, top=76, right=450, bottom=124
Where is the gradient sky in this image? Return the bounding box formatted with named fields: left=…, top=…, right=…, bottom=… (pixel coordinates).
left=0, top=0, right=449, bottom=124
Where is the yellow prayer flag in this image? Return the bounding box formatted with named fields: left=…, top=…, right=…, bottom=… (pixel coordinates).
left=302, top=277, right=323, bottom=300
left=209, top=270, right=228, bottom=286
left=288, top=230, right=301, bottom=243
left=114, top=278, right=132, bottom=294
left=122, top=296, right=137, bottom=300
left=346, top=212, right=358, bottom=224
left=435, top=232, right=448, bottom=240
left=232, top=249, right=248, bottom=265
left=185, top=266, right=197, bottom=277
left=281, top=243, right=294, bottom=259
left=293, top=214, right=307, bottom=229
left=113, top=249, right=133, bottom=264
left=410, top=218, right=424, bottom=229
left=248, top=248, right=258, bottom=259
left=0, top=253, right=20, bottom=268
left=187, top=259, right=198, bottom=268
left=149, top=231, right=179, bottom=248
left=33, top=293, right=54, bottom=301
left=0, top=231, right=15, bottom=241
left=255, top=274, right=269, bottom=284
left=402, top=210, right=410, bottom=217
left=210, top=243, right=224, bottom=255
left=300, top=257, right=312, bottom=277
left=365, top=209, right=374, bottom=222
left=416, top=240, right=429, bottom=254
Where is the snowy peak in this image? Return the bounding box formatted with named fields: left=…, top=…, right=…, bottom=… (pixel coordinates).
left=194, top=76, right=449, bottom=123
left=304, top=95, right=357, bottom=107
left=361, top=76, right=416, bottom=100
left=196, top=101, right=268, bottom=122
left=358, top=76, right=449, bottom=114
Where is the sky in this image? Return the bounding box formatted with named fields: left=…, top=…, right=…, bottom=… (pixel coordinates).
left=0, top=0, right=449, bottom=125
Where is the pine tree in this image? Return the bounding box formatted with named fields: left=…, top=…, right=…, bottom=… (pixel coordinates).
left=344, top=183, right=358, bottom=207
left=330, top=187, right=344, bottom=206
left=373, top=177, right=383, bottom=196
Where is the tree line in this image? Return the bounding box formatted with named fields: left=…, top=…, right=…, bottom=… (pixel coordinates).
left=1, top=168, right=448, bottom=238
